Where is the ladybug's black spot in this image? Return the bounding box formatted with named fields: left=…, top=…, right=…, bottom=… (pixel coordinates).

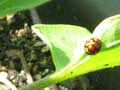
left=70, top=72, right=73, bottom=74
left=104, top=64, right=109, bottom=66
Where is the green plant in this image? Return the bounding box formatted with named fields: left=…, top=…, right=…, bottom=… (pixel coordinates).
left=18, top=14, right=120, bottom=90
left=0, top=1, right=120, bottom=90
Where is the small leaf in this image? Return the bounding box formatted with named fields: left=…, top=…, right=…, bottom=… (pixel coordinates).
left=0, top=0, right=50, bottom=17
left=93, top=15, right=120, bottom=50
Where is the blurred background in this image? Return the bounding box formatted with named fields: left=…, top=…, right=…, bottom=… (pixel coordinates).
left=35, top=0, right=120, bottom=31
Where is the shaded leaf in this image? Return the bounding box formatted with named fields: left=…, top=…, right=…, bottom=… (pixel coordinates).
left=0, top=0, right=50, bottom=17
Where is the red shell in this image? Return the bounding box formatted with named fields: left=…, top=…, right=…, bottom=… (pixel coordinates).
left=84, top=37, right=101, bottom=54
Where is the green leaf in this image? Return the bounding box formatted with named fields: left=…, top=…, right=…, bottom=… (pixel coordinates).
left=93, top=15, right=120, bottom=50
left=32, top=24, right=91, bottom=71
left=19, top=15, right=120, bottom=90
left=0, top=0, right=50, bottom=17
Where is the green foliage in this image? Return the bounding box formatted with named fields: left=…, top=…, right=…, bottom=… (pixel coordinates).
left=19, top=15, right=120, bottom=90
left=93, top=15, right=120, bottom=50
left=0, top=0, right=50, bottom=17
left=31, top=25, right=91, bottom=71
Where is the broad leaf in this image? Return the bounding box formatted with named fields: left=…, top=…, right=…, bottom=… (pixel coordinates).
left=32, top=24, right=91, bottom=70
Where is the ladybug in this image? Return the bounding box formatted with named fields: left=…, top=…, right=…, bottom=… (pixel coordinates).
left=84, top=37, right=101, bottom=54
